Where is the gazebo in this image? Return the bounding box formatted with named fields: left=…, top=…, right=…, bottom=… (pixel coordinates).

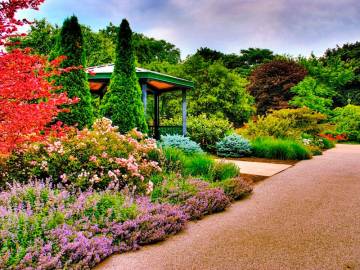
left=87, top=64, right=194, bottom=139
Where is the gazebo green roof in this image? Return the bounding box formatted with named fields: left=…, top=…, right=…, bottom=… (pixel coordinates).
left=87, top=64, right=194, bottom=91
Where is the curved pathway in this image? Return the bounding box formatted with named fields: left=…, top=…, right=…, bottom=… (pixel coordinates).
left=95, top=144, right=360, bottom=270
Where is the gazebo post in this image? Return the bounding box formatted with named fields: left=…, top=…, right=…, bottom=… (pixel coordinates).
left=182, top=89, right=187, bottom=136
left=154, top=92, right=160, bottom=140
left=141, top=83, right=147, bottom=116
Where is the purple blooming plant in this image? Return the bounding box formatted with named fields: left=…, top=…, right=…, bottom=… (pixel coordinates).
left=0, top=181, right=188, bottom=270
left=181, top=188, right=231, bottom=220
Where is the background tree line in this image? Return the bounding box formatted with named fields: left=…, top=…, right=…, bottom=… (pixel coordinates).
left=9, top=18, right=360, bottom=129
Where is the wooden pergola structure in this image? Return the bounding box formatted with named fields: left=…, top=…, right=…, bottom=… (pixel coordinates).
left=87, top=64, right=194, bottom=139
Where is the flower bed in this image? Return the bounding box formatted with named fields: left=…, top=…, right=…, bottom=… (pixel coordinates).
left=0, top=182, right=187, bottom=270
left=0, top=121, right=254, bottom=270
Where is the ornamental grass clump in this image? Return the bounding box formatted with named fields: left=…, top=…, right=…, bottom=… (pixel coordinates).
left=1, top=118, right=161, bottom=194
left=160, top=134, right=203, bottom=154
left=210, top=161, right=240, bottom=182
left=251, top=137, right=311, bottom=160
left=161, top=147, right=187, bottom=173
left=183, top=153, right=215, bottom=179
left=216, top=134, right=252, bottom=157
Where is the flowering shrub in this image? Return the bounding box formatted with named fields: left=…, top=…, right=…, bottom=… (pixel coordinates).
left=216, top=134, right=252, bottom=157
left=1, top=118, right=161, bottom=193
left=319, top=133, right=347, bottom=142
left=0, top=182, right=186, bottom=270
left=160, top=134, right=203, bottom=154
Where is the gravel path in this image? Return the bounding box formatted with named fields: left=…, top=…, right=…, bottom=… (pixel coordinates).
left=95, top=144, right=360, bottom=270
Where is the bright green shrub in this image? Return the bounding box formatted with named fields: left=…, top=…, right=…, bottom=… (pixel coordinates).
left=160, top=135, right=203, bottom=154
left=332, top=105, right=360, bottom=142
left=187, top=115, right=233, bottom=152
left=1, top=118, right=160, bottom=193
left=251, top=137, right=311, bottom=160
left=100, top=19, right=147, bottom=133
left=211, top=177, right=253, bottom=201
left=216, top=134, right=252, bottom=157
left=210, top=161, right=240, bottom=182
left=242, top=108, right=326, bottom=139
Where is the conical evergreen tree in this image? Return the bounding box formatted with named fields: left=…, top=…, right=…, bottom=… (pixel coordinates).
left=100, top=19, right=147, bottom=133
left=55, top=15, right=94, bottom=129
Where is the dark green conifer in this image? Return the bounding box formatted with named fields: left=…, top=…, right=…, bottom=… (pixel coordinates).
left=56, top=15, right=94, bottom=128
left=100, top=19, right=147, bottom=133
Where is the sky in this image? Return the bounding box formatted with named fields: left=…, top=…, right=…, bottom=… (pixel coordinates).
left=18, top=0, right=360, bottom=58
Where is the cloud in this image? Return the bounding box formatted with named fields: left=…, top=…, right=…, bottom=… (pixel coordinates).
left=16, top=0, right=360, bottom=57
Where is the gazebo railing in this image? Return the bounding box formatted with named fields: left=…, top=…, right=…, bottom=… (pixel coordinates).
left=148, top=126, right=183, bottom=138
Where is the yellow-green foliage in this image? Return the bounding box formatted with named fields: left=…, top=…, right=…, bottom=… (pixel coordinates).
left=241, top=107, right=326, bottom=139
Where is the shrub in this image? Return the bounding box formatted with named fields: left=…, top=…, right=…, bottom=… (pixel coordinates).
left=0, top=118, right=161, bottom=193
left=211, top=177, right=253, bottom=201
left=241, top=108, right=327, bottom=139
left=210, top=161, right=240, bottom=182
left=302, top=134, right=335, bottom=152
left=251, top=137, right=311, bottom=160
left=163, top=114, right=233, bottom=152
left=332, top=105, right=360, bottom=142
left=160, top=134, right=203, bottom=154
left=216, top=134, right=252, bottom=157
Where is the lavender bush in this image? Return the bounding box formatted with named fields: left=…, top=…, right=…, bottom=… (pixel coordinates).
left=181, top=188, right=230, bottom=220
left=152, top=177, right=231, bottom=220
left=0, top=182, right=186, bottom=270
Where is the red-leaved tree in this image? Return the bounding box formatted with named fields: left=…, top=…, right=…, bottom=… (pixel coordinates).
left=0, top=0, right=75, bottom=154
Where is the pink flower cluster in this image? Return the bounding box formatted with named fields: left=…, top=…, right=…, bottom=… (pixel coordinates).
left=8, top=118, right=162, bottom=194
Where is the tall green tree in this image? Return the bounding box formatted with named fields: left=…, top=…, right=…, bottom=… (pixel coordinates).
left=100, top=19, right=147, bottom=133
left=324, top=42, right=360, bottom=106
left=55, top=16, right=94, bottom=129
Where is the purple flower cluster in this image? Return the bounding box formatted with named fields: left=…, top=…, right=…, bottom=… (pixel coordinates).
left=109, top=198, right=187, bottom=253
left=18, top=226, right=113, bottom=270
left=0, top=182, right=187, bottom=270
left=181, top=187, right=231, bottom=220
